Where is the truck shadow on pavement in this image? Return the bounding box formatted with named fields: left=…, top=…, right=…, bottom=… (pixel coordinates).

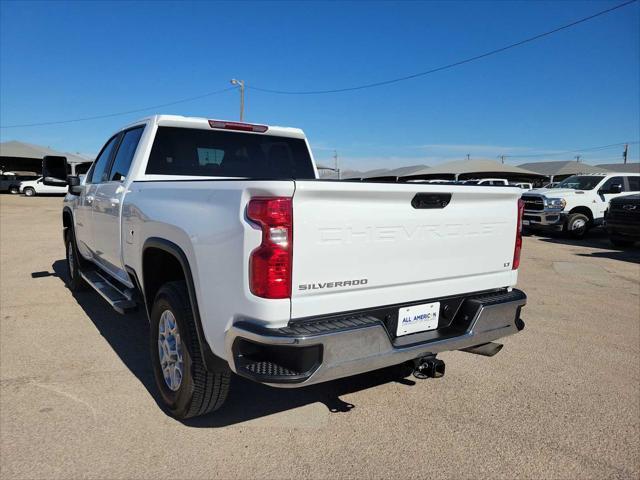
left=529, top=230, right=640, bottom=264
left=47, top=260, right=417, bottom=427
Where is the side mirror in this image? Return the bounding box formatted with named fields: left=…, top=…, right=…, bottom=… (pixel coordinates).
left=42, top=155, right=68, bottom=187
left=67, top=175, right=82, bottom=195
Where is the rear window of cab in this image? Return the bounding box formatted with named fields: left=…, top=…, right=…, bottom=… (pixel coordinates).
left=146, top=127, right=316, bottom=179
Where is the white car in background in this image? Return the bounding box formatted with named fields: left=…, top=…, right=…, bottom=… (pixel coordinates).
left=463, top=178, right=510, bottom=186
left=19, top=177, right=68, bottom=196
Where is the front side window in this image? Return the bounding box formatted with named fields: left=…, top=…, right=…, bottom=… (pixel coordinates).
left=599, top=176, right=625, bottom=193
left=109, top=127, right=144, bottom=181
left=146, top=127, right=316, bottom=179
left=556, top=175, right=603, bottom=190
left=89, top=135, right=119, bottom=184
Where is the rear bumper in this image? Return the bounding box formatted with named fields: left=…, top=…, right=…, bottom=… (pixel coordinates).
left=225, top=289, right=526, bottom=387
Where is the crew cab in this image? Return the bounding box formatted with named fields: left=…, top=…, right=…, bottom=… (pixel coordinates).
left=522, top=173, right=640, bottom=238
left=43, top=115, right=527, bottom=419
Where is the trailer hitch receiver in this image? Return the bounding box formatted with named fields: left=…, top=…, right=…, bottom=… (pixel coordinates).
left=413, top=356, right=445, bottom=379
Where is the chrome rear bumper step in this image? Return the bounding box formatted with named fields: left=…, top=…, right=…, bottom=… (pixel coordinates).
left=226, top=289, right=527, bottom=387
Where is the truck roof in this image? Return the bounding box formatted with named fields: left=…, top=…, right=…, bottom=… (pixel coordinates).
left=122, top=114, right=306, bottom=139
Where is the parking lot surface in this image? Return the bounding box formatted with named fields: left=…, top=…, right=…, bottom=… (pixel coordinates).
left=1, top=195, right=639, bottom=479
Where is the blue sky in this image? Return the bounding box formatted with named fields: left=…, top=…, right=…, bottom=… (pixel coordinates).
left=1, top=0, right=638, bottom=170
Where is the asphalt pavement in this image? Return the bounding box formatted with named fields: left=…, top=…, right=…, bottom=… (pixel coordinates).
left=1, top=194, right=638, bottom=479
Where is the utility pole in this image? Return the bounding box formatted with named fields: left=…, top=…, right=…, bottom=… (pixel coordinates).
left=623, top=143, right=629, bottom=164
left=575, top=155, right=581, bottom=162
left=333, top=150, right=340, bottom=179
left=230, top=79, right=245, bottom=121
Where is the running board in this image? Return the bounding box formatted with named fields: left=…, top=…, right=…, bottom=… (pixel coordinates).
left=80, top=270, right=137, bottom=314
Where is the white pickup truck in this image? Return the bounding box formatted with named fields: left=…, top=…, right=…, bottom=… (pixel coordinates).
left=522, top=173, right=640, bottom=238
left=19, top=176, right=69, bottom=196
left=43, top=115, right=527, bottom=419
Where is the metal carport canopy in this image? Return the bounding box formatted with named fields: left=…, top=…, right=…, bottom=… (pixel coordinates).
left=401, top=159, right=544, bottom=180
left=517, top=160, right=612, bottom=180
left=365, top=164, right=430, bottom=181
left=0, top=140, right=92, bottom=165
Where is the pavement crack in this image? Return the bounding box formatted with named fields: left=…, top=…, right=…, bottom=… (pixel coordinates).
left=30, top=381, right=100, bottom=422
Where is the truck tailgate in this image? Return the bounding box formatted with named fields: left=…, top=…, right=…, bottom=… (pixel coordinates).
left=291, top=181, right=520, bottom=318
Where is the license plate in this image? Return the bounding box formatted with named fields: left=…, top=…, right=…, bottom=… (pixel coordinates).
left=397, top=302, right=440, bottom=336
left=522, top=220, right=530, bottom=225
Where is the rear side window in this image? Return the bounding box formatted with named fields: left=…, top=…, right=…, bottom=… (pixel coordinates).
left=146, top=127, right=315, bottom=179
left=109, top=127, right=144, bottom=181
left=628, top=176, right=640, bottom=191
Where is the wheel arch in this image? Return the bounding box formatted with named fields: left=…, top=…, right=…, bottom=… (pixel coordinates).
left=568, top=205, right=594, bottom=222
left=62, top=207, right=74, bottom=243
left=141, top=237, right=227, bottom=372
left=62, top=207, right=73, bottom=228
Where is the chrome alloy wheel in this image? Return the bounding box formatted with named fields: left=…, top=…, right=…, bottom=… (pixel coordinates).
left=158, top=310, right=184, bottom=391
left=571, top=218, right=586, bottom=231
left=67, top=240, right=75, bottom=278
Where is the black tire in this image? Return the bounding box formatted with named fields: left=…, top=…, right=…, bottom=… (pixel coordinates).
left=23, top=187, right=36, bottom=197
left=8, top=185, right=19, bottom=194
left=64, top=228, right=86, bottom=291
left=150, top=281, right=230, bottom=419
left=610, top=236, right=634, bottom=248
left=566, top=213, right=590, bottom=239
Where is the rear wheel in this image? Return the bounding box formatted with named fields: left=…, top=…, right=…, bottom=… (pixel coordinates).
left=566, top=213, right=589, bottom=239
left=8, top=185, right=19, bottom=194
left=150, top=281, right=230, bottom=419
left=23, top=187, right=35, bottom=197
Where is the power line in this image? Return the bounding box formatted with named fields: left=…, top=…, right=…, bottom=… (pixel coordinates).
left=1, top=0, right=636, bottom=128
left=248, top=0, right=637, bottom=95
left=505, top=141, right=639, bottom=159
left=0, top=86, right=236, bottom=129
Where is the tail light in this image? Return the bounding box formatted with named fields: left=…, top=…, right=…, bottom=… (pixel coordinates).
left=513, top=198, right=524, bottom=270
left=247, top=197, right=292, bottom=298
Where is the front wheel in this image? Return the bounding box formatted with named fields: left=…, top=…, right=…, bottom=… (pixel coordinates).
left=64, top=229, right=86, bottom=291
left=150, top=281, right=230, bottom=419
left=566, top=213, right=589, bottom=239
left=23, top=187, right=36, bottom=197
